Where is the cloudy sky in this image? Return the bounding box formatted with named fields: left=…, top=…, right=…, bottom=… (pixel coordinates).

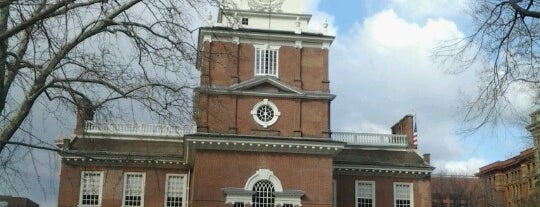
left=5, top=0, right=538, bottom=206
left=314, top=0, right=535, bottom=175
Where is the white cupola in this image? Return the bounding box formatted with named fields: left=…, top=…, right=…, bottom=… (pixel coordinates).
left=217, top=0, right=314, bottom=33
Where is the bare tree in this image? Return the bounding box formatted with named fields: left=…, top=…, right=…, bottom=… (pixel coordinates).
left=0, top=0, right=220, bottom=195
left=431, top=173, right=482, bottom=207
left=0, top=0, right=217, bottom=151
left=435, top=0, right=540, bottom=131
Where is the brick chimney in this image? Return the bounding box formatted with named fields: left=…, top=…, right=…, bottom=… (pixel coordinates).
left=74, top=98, right=94, bottom=135
left=423, top=153, right=431, bottom=164
left=391, top=114, right=416, bottom=149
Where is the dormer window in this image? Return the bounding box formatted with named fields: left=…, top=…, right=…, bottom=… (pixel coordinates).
left=241, top=17, right=249, bottom=25
left=255, top=45, right=279, bottom=77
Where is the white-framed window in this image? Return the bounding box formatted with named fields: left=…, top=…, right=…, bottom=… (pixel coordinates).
left=394, top=183, right=413, bottom=207
left=254, top=45, right=279, bottom=77
left=356, top=181, right=375, bottom=207
left=252, top=180, right=275, bottom=207
left=165, top=174, right=187, bottom=207
left=123, top=172, right=145, bottom=207
left=79, top=171, right=104, bottom=207
left=250, top=99, right=281, bottom=128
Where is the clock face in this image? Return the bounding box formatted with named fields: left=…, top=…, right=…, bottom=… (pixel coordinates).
left=251, top=99, right=281, bottom=128
left=247, top=0, right=285, bottom=12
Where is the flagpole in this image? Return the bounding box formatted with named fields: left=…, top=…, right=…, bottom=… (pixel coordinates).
left=413, top=113, right=418, bottom=148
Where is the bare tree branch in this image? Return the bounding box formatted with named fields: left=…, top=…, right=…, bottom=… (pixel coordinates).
left=434, top=0, right=540, bottom=132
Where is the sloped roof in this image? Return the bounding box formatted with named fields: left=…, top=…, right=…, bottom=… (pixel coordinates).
left=57, top=137, right=184, bottom=163
left=334, top=148, right=432, bottom=170
left=70, top=138, right=183, bottom=156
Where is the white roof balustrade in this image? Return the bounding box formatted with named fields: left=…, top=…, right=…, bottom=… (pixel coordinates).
left=331, top=132, right=408, bottom=148
left=83, top=121, right=196, bottom=137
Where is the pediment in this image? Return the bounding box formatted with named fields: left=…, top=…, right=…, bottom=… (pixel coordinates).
left=230, top=76, right=303, bottom=94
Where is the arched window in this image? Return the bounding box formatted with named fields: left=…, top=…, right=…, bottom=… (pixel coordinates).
left=223, top=169, right=302, bottom=207
left=252, top=180, right=275, bottom=207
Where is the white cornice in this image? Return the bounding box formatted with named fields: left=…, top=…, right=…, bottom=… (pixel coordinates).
left=185, top=134, right=344, bottom=155
left=334, top=165, right=433, bottom=176
left=62, top=156, right=187, bottom=166
left=199, top=27, right=334, bottom=49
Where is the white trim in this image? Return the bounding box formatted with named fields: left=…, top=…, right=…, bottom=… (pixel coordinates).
left=355, top=180, right=375, bottom=207
left=334, top=166, right=432, bottom=175
left=122, top=172, right=146, bottom=207
left=244, top=169, right=283, bottom=192
left=393, top=182, right=413, bottom=207
left=78, top=171, right=104, bottom=207
left=229, top=77, right=304, bottom=95
left=250, top=99, right=281, bottom=128
left=199, top=28, right=334, bottom=50
left=164, top=174, right=188, bottom=207
left=224, top=169, right=302, bottom=207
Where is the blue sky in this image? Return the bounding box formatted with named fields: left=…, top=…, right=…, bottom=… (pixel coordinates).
left=3, top=0, right=538, bottom=206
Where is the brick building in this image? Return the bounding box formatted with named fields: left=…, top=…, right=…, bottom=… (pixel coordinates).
left=476, top=148, right=536, bottom=206
left=56, top=0, right=433, bottom=207
left=529, top=109, right=540, bottom=205
left=0, top=195, right=39, bottom=207
left=475, top=110, right=540, bottom=207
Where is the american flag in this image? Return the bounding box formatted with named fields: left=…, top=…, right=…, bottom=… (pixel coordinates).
left=413, top=116, right=418, bottom=146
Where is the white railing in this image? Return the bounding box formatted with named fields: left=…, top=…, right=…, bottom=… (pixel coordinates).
left=84, top=121, right=196, bottom=137
left=331, top=132, right=408, bottom=147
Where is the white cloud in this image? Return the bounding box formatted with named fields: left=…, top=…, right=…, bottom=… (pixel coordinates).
left=434, top=158, right=489, bottom=175
left=341, top=120, right=389, bottom=134
left=388, top=0, right=470, bottom=20
left=360, top=9, right=462, bottom=58
left=329, top=8, right=484, bottom=173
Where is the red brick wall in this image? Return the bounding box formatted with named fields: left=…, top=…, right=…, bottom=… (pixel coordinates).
left=190, top=150, right=334, bottom=207
left=57, top=163, right=188, bottom=207
left=334, top=174, right=432, bottom=207
left=301, top=48, right=329, bottom=92
left=200, top=42, right=329, bottom=90
left=197, top=95, right=330, bottom=137
left=391, top=115, right=416, bottom=149
left=197, top=40, right=332, bottom=138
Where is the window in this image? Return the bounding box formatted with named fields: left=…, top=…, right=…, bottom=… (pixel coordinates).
left=394, top=183, right=413, bottom=207
left=123, top=173, right=145, bottom=207
left=252, top=180, right=275, bottom=207
left=356, top=181, right=375, bottom=207
left=241, top=17, right=249, bottom=25
left=255, top=46, right=278, bottom=76
left=79, top=171, right=103, bottom=207
left=233, top=203, right=244, bottom=207
left=251, top=99, right=281, bottom=128
left=165, top=174, right=186, bottom=207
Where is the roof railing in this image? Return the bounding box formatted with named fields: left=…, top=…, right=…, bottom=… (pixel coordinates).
left=331, top=132, right=408, bottom=147
left=83, top=121, right=196, bottom=137
left=82, top=122, right=408, bottom=147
